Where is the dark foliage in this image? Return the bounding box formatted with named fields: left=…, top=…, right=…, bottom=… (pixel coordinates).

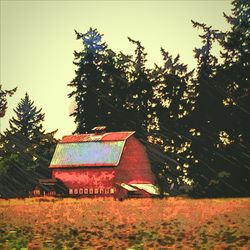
left=188, top=0, right=250, bottom=197
left=69, top=0, right=249, bottom=197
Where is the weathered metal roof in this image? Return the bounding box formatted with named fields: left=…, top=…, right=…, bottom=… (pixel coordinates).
left=61, top=131, right=135, bottom=143
left=130, top=184, right=160, bottom=195
left=49, top=141, right=125, bottom=168
left=120, top=183, right=137, bottom=191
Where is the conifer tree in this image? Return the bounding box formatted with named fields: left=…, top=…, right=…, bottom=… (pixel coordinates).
left=98, top=49, right=131, bottom=131
left=187, top=21, right=231, bottom=197
left=125, top=37, right=153, bottom=139
left=148, top=49, right=195, bottom=194
left=9, top=93, right=45, bottom=140
left=189, top=9, right=250, bottom=197
left=68, top=28, right=106, bottom=133
left=212, top=0, right=250, bottom=196
left=218, top=0, right=250, bottom=144
left=0, top=84, right=17, bottom=118
left=0, top=93, right=57, bottom=197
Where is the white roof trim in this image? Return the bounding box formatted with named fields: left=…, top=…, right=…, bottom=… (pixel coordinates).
left=130, top=183, right=160, bottom=195
left=120, top=183, right=137, bottom=191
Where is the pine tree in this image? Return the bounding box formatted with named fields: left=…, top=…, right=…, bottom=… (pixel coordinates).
left=148, top=49, right=195, bottom=195
left=125, top=37, right=153, bottom=139
left=9, top=93, right=45, bottom=140
left=218, top=0, right=250, bottom=145
left=188, top=10, right=250, bottom=197
left=0, top=93, right=57, bottom=197
left=98, top=49, right=131, bottom=131
left=68, top=28, right=106, bottom=133
left=0, top=84, right=17, bottom=118
left=212, top=0, right=250, bottom=197
left=187, top=21, right=231, bottom=197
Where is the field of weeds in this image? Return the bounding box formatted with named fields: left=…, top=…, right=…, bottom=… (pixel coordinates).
left=0, top=197, right=249, bottom=249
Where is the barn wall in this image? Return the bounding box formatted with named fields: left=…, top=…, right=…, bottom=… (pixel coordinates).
left=52, top=168, right=115, bottom=189
left=114, top=136, right=155, bottom=184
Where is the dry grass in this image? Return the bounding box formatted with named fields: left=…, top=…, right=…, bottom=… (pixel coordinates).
left=0, top=197, right=249, bottom=249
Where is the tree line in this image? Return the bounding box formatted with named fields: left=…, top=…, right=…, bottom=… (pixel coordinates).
left=0, top=0, right=249, bottom=198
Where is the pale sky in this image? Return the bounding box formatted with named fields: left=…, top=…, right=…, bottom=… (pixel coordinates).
left=1, top=0, right=231, bottom=139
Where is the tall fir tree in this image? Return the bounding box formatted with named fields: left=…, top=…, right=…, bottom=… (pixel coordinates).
left=125, top=37, right=153, bottom=139
left=68, top=28, right=106, bottom=133
left=9, top=93, right=45, bottom=140
left=189, top=4, right=250, bottom=197
left=148, top=49, right=195, bottom=195
left=0, top=93, right=57, bottom=197
left=218, top=0, right=250, bottom=147
left=0, top=84, right=17, bottom=118
left=213, top=0, right=250, bottom=196
left=187, top=21, right=234, bottom=197
left=98, top=49, right=131, bottom=131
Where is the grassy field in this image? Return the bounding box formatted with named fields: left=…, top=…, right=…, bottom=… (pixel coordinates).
left=0, top=197, right=249, bottom=249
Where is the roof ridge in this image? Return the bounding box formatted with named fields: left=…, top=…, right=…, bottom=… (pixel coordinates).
left=61, top=131, right=135, bottom=143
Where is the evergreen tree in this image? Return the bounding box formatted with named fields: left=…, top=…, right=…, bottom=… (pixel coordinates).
left=148, top=49, right=195, bottom=195
left=9, top=93, right=45, bottom=140
left=125, top=37, right=153, bottom=139
left=68, top=28, right=106, bottom=133
left=98, top=49, right=131, bottom=131
left=189, top=5, right=250, bottom=197
left=0, top=93, right=57, bottom=197
left=213, top=0, right=250, bottom=196
left=187, top=21, right=233, bottom=197
left=218, top=0, right=250, bottom=146
left=0, top=84, right=17, bottom=118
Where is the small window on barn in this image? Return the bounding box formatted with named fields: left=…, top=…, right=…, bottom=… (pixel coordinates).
left=69, top=188, right=73, bottom=195
left=84, top=188, right=88, bottom=194
left=99, top=188, right=104, bottom=194
left=105, top=188, right=109, bottom=194
left=74, top=189, right=78, bottom=195
left=34, top=189, right=40, bottom=195
left=49, top=190, right=56, bottom=196
left=79, top=188, right=83, bottom=194
left=110, top=188, right=115, bottom=194
left=94, top=189, right=98, bottom=194
left=89, top=188, right=93, bottom=194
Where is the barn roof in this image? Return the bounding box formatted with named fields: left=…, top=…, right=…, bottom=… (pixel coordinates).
left=49, top=131, right=135, bottom=169
left=61, top=131, right=135, bottom=143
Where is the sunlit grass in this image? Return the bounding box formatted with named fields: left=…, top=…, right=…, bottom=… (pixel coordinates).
left=0, top=197, right=249, bottom=249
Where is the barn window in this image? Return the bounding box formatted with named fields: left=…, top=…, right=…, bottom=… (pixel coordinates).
left=34, top=189, right=40, bottom=195
left=79, top=188, right=83, bottom=194
left=84, top=188, right=88, bottom=194
left=69, top=188, right=73, bottom=195
left=49, top=190, right=56, bottom=196
left=94, top=189, right=99, bottom=194
left=105, top=188, right=109, bottom=194
left=89, top=188, right=93, bottom=194
left=110, top=188, right=115, bottom=194
left=99, top=188, right=104, bottom=194
left=74, top=189, right=78, bottom=194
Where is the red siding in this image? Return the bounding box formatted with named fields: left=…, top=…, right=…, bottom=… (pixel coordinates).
left=52, top=168, right=115, bottom=189
left=114, top=136, right=155, bottom=184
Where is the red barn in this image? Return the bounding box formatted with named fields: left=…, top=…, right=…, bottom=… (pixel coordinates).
left=48, top=127, right=159, bottom=199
